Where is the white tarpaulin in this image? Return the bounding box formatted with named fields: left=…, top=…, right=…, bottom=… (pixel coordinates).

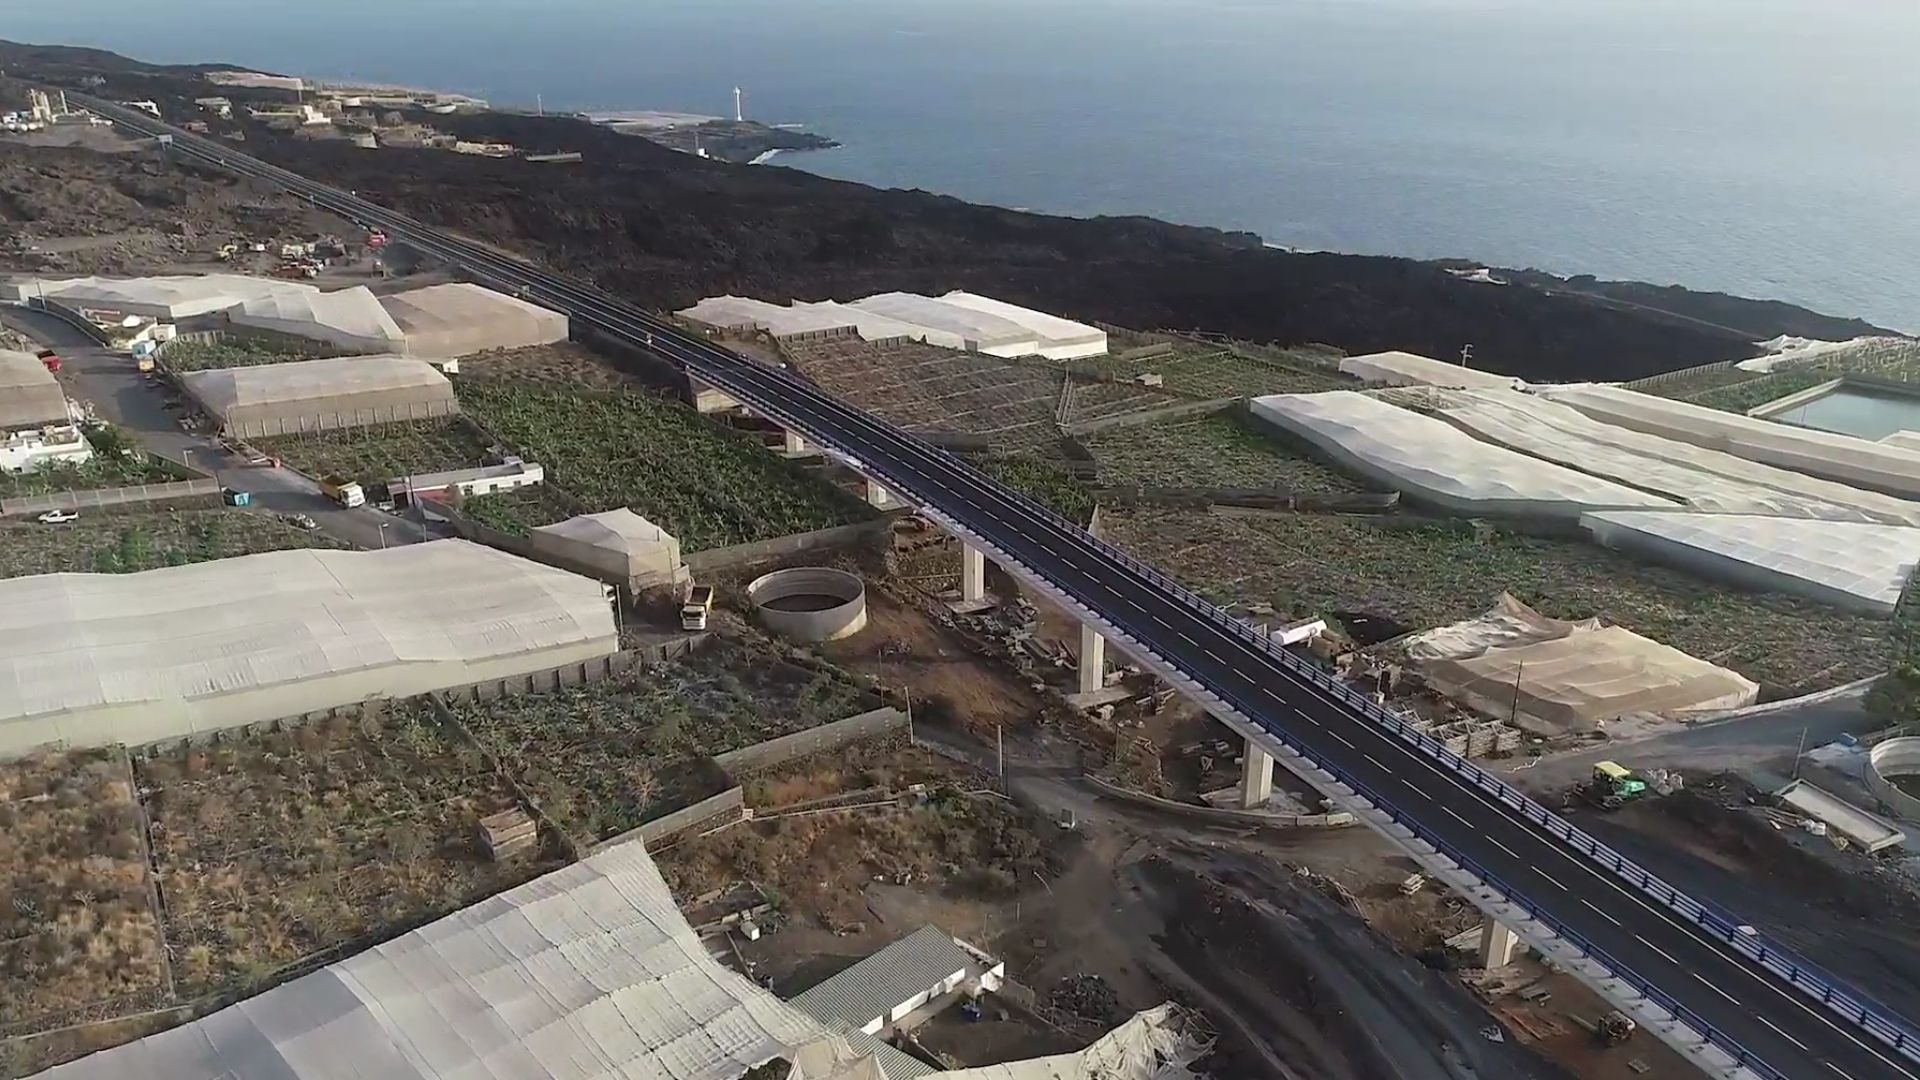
left=1338, top=351, right=1520, bottom=390
left=1250, top=391, right=1676, bottom=519
left=1582, top=511, right=1920, bottom=615
left=0, top=540, right=617, bottom=753
left=1420, top=387, right=1920, bottom=524
left=1536, top=382, right=1920, bottom=499
left=38, top=845, right=838, bottom=1080
left=1405, top=594, right=1757, bottom=734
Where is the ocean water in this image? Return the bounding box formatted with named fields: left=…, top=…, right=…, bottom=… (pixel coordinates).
left=9, top=0, right=1919, bottom=330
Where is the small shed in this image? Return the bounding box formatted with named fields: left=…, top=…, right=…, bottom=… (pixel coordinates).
left=530, top=508, right=685, bottom=591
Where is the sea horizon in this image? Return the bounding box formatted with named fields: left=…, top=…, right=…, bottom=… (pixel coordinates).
left=5, top=0, right=1917, bottom=332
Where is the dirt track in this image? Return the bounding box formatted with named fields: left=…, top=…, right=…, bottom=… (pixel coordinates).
left=1003, top=834, right=1571, bottom=1080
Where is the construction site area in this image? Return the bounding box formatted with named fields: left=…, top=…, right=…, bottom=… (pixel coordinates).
left=8, top=68, right=1920, bottom=1080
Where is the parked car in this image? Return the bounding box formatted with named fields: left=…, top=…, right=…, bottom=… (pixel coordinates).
left=282, top=513, right=318, bottom=531
left=37, top=510, right=79, bottom=524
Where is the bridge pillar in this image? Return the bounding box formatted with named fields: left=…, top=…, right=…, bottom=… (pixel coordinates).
left=865, top=478, right=902, bottom=510
left=780, top=429, right=813, bottom=456
left=960, top=543, right=986, bottom=603
left=689, top=378, right=741, bottom=415
left=1239, top=741, right=1274, bottom=809
left=1478, top=918, right=1520, bottom=969
left=1077, top=623, right=1107, bottom=695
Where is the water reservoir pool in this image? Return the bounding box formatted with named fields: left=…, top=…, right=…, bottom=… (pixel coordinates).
left=1766, top=384, right=1920, bottom=441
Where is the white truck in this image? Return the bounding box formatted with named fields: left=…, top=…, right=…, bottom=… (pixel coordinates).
left=681, top=585, right=714, bottom=632
left=320, top=474, right=366, bottom=508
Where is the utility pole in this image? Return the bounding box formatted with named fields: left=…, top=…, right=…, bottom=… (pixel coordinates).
left=1509, top=661, right=1524, bottom=726
left=1794, top=725, right=1809, bottom=779
left=997, top=724, right=1005, bottom=791
left=904, top=688, right=914, bottom=746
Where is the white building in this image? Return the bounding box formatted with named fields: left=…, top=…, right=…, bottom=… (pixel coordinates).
left=380, top=283, right=570, bottom=357
left=391, top=459, right=544, bottom=504
left=849, top=293, right=1041, bottom=357
left=528, top=508, right=686, bottom=591
left=937, top=291, right=1108, bottom=359
left=1339, top=350, right=1521, bottom=390
left=0, top=424, right=93, bottom=475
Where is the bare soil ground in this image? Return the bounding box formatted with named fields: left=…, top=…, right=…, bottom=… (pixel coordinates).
left=456, top=341, right=650, bottom=392
left=818, top=584, right=1047, bottom=734
left=136, top=703, right=559, bottom=997
left=0, top=749, right=167, bottom=1033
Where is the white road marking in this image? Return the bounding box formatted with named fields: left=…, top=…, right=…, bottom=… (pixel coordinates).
left=1759, top=1016, right=1809, bottom=1051
left=1364, top=754, right=1387, bottom=770
left=1152, top=615, right=1171, bottom=629
left=1537, top=870, right=1567, bottom=891
left=1328, top=732, right=1353, bottom=749
left=1829, top=1063, right=1858, bottom=1078
left=1204, top=650, right=1225, bottom=664
left=1693, top=972, right=1739, bottom=1004
left=1177, top=632, right=1198, bottom=647
left=1442, top=806, right=1471, bottom=826
left=1637, top=936, right=1680, bottom=966
left=1485, top=836, right=1518, bottom=859
left=1580, top=899, right=1620, bottom=926
left=1263, top=689, right=1283, bottom=700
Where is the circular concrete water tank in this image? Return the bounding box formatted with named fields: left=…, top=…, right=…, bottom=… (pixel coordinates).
left=746, top=567, right=868, bottom=641
left=1868, top=737, right=1920, bottom=821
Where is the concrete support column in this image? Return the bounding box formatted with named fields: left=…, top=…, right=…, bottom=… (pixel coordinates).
left=865, top=478, right=901, bottom=510
left=1478, top=918, right=1519, bottom=969
left=960, top=543, right=986, bottom=602
left=1239, top=740, right=1274, bottom=809
left=1077, top=622, right=1107, bottom=695
left=782, top=429, right=808, bottom=454
left=690, top=378, right=741, bottom=414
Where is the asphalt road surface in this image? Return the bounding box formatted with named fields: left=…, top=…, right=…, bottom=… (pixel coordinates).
left=84, top=98, right=1920, bottom=1080
left=0, top=305, right=433, bottom=550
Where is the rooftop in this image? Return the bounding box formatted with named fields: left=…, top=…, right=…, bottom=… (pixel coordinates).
left=179, top=355, right=452, bottom=412
left=792, top=925, right=985, bottom=1033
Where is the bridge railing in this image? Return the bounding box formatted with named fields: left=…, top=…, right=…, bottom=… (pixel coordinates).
left=947, top=461, right=1920, bottom=1065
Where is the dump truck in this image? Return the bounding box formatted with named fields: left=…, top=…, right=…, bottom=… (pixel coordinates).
left=320, top=474, right=366, bottom=507
left=1584, top=761, right=1648, bottom=810
left=681, top=585, right=715, bottom=632
left=34, top=348, right=59, bottom=373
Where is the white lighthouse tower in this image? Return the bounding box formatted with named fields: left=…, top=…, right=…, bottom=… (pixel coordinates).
left=733, top=87, right=744, bottom=123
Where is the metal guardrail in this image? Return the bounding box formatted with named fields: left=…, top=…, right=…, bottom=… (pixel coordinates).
left=114, top=103, right=1915, bottom=1070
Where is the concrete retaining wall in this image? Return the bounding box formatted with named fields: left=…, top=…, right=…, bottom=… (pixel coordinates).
left=1, top=477, right=220, bottom=518
left=1082, top=774, right=1354, bottom=828
left=435, top=640, right=703, bottom=706
left=590, top=786, right=745, bottom=854
left=1866, top=737, right=1920, bottom=822
left=1623, top=359, right=1740, bottom=392
left=714, top=707, right=908, bottom=775
left=684, top=518, right=889, bottom=571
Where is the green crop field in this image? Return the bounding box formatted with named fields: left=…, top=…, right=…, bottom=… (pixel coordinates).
left=1071, top=342, right=1352, bottom=401
left=458, top=485, right=583, bottom=535
left=1087, top=414, right=1365, bottom=494
left=450, top=639, right=882, bottom=844
left=161, top=337, right=340, bottom=372
left=977, top=454, right=1096, bottom=523
left=457, top=379, right=874, bottom=551
left=0, top=508, right=346, bottom=580
left=1102, top=506, right=1888, bottom=696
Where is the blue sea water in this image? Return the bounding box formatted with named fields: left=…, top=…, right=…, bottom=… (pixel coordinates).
left=9, top=0, right=1919, bottom=330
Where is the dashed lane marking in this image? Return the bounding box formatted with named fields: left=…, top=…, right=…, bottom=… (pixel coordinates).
left=1693, top=973, right=1739, bottom=1004
left=1759, top=1016, right=1809, bottom=1051
left=1637, top=937, right=1680, bottom=965
left=1581, top=899, right=1620, bottom=926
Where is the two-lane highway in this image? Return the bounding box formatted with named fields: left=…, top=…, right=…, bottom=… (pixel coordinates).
left=86, top=96, right=1920, bottom=1079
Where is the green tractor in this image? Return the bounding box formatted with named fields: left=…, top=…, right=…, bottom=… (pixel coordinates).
left=1584, top=760, right=1648, bottom=810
